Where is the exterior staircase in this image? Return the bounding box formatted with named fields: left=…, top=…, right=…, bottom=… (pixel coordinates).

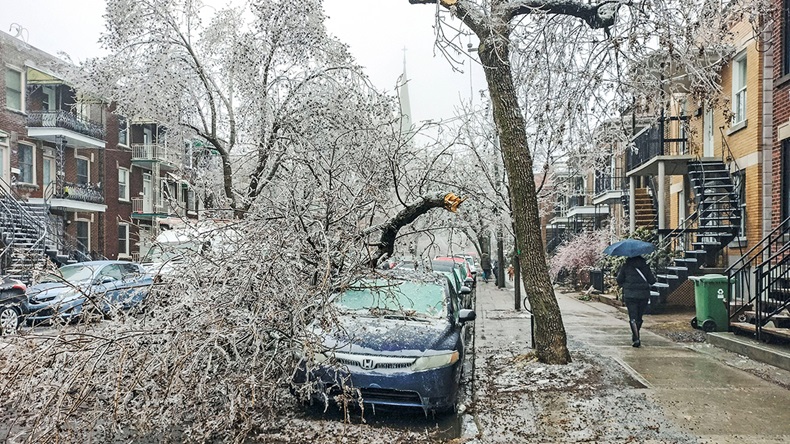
left=1, top=182, right=90, bottom=284
left=652, top=159, right=741, bottom=307
left=634, top=188, right=657, bottom=229
left=727, top=216, right=790, bottom=343
left=622, top=187, right=658, bottom=229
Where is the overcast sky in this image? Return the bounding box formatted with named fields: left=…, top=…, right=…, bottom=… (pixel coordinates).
left=0, top=0, right=485, bottom=124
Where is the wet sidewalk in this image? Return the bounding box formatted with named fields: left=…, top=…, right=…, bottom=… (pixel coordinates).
left=470, top=281, right=790, bottom=443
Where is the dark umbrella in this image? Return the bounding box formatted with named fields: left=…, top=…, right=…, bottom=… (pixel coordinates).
left=603, top=239, right=656, bottom=257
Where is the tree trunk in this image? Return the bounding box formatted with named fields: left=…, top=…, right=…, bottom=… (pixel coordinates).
left=478, top=29, right=571, bottom=364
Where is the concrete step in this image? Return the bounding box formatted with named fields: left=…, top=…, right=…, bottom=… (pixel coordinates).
left=707, top=330, right=790, bottom=372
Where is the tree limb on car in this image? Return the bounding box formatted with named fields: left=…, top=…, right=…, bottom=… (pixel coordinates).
left=366, top=192, right=465, bottom=268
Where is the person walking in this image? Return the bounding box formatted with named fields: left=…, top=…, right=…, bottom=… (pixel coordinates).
left=616, top=255, right=656, bottom=347
left=481, top=254, right=492, bottom=282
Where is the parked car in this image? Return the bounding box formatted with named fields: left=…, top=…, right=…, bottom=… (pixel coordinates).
left=453, top=255, right=478, bottom=281
left=292, top=270, right=476, bottom=413
left=434, top=256, right=475, bottom=288
left=23, top=261, right=154, bottom=325
left=0, top=277, right=27, bottom=334
left=429, top=260, right=473, bottom=309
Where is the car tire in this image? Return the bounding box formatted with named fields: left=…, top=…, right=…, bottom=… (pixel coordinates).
left=0, top=305, right=21, bottom=335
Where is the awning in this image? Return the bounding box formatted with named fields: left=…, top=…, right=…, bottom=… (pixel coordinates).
left=26, top=67, right=64, bottom=85
left=166, top=172, right=190, bottom=185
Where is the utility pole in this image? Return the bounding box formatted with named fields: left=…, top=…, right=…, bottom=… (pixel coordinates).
left=514, top=252, right=521, bottom=310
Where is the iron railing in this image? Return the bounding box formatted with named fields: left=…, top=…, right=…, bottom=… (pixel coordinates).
left=26, top=110, right=105, bottom=140
left=727, top=215, right=790, bottom=338
left=627, top=125, right=663, bottom=171
left=57, top=181, right=104, bottom=204
left=594, top=175, right=626, bottom=195
left=753, top=242, right=790, bottom=341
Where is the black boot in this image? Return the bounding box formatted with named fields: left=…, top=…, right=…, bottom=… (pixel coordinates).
left=630, top=320, right=641, bottom=348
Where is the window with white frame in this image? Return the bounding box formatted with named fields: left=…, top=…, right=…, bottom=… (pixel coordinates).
left=118, top=223, right=129, bottom=257
left=733, top=54, right=747, bottom=125
left=118, top=116, right=128, bottom=146
left=118, top=168, right=129, bottom=201
left=0, top=132, right=7, bottom=183
left=18, top=143, right=34, bottom=184
left=76, top=157, right=89, bottom=185
left=5, top=67, right=23, bottom=112
left=43, top=152, right=55, bottom=191
left=42, top=85, right=56, bottom=111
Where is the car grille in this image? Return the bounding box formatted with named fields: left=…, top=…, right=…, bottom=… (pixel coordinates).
left=358, top=388, right=422, bottom=405
left=334, top=353, right=415, bottom=370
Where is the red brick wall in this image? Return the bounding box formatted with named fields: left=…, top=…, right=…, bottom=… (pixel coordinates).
left=773, top=0, right=790, bottom=230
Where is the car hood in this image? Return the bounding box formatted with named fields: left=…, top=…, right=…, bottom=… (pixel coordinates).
left=27, top=281, right=89, bottom=303
left=314, top=315, right=457, bottom=355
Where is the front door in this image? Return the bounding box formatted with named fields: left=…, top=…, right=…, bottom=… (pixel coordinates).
left=703, top=108, right=714, bottom=158
left=143, top=173, right=152, bottom=213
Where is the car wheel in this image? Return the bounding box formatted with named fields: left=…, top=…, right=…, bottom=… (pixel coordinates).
left=0, top=305, right=21, bottom=335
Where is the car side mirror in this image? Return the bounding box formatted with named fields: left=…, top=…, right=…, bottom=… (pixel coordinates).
left=460, top=286, right=471, bottom=295
left=458, top=309, right=476, bottom=323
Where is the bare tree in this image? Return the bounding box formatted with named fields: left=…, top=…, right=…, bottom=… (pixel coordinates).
left=405, top=0, right=762, bottom=364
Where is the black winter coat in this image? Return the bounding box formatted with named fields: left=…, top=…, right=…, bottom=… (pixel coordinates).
left=616, top=256, right=656, bottom=300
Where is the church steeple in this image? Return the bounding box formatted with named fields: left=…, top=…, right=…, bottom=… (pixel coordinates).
left=398, top=47, right=413, bottom=135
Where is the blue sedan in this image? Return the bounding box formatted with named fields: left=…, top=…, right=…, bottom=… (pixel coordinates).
left=292, top=270, right=476, bottom=413
left=23, top=260, right=153, bottom=325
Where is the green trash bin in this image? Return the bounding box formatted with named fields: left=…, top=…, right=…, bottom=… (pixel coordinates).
left=689, top=274, right=731, bottom=332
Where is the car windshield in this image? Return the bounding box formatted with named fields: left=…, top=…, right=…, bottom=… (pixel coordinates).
left=39, top=264, right=97, bottom=284
left=334, top=279, right=447, bottom=319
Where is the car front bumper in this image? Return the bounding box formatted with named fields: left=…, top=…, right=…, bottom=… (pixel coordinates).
left=293, top=359, right=462, bottom=411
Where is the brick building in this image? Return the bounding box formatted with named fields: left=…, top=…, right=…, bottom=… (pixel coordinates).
left=1, top=30, right=200, bottom=279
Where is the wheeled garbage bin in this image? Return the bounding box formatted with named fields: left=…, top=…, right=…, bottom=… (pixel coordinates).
left=689, top=274, right=731, bottom=332
left=590, top=269, right=604, bottom=292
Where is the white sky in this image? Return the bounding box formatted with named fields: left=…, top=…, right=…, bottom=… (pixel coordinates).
left=0, top=0, right=485, bottom=125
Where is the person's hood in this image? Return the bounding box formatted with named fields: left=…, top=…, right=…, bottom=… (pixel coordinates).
left=313, top=314, right=456, bottom=355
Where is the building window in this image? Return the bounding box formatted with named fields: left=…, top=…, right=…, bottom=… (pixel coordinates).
left=76, top=157, right=89, bottom=184
left=18, top=144, right=34, bottom=184
left=118, top=116, right=128, bottom=146
left=118, top=168, right=129, bottom=201
left=76, top=220, right=90, bottom=253
left=43, top=154, right=55, bottom=192
left=733, top=170, right=746, bottom=238
left=784, top=0, right=790, bottom=76
left=118, top=223, right=129, bottom=257
left=732, top=54, right=747, bottom=125
left=42, top=85, right=56, bottom=111
left=5, top=68, right=23, bottom=112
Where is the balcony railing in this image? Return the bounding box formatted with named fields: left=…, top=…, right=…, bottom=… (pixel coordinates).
left=26, top=110, right=105, bottom=140
left=567, top=194, right=587, bottom=208
left=132, top=143, right=181, bottom=165
left=594, top=175, right=626, bottom=195
left=131, top=197, right=166, bottom=215
left=627, top=125, right=663, bottom=171
left=56, top=182, right=104, bottom=204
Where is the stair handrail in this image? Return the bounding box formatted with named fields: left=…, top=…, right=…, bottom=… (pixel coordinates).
left=726, top=215, right=790, bottom=274
left=753, top=241, right=790, bottom=340
left=726, top=214, right=790, bottom=327
left=0, top=177, right=49, bottom=251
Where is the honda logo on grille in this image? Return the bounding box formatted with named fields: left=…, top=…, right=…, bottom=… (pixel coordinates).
left=360, top=358, right=375, bottom=370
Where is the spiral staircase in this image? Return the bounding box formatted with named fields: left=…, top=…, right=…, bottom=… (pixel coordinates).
left=651, top=159, right=741, bottom=306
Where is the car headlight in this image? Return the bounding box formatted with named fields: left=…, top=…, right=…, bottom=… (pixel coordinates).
left=412, top=351, right=459, bottom=371
left=296, top=349, right=328, bottom=364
